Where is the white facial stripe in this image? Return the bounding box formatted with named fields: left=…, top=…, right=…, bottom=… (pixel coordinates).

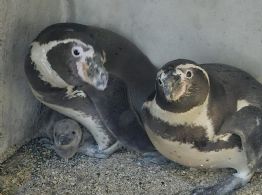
left=177, top=63, right=210, bottom=85
left=172, top=68, right=183, bottom=75
left=76, top=62, right=87, bottom=82
left=30, top=39, right=94, bottom=88
left=31, top=41, right=68, bottom=88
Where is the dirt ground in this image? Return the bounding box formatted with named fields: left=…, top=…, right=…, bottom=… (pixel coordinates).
left=0, top=139, right=262, bottom=195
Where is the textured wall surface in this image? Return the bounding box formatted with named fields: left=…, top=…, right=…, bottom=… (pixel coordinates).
left=0, top=0, right=74, bottom=162
left=74, top=0, right=262, bottom=81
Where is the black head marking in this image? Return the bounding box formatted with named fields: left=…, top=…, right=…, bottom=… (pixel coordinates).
left=155, top=59, right=209, bottom=113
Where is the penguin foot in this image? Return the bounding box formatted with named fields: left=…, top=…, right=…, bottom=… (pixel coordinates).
left=79, top=141, right=121, bottom=159
left=192, top=174, right=251, bottom=195
left=136, top=151, right=170, bottom=166
left=39, top=137, right=54, bottom=149
left=66, top=86, right=86, bottom=99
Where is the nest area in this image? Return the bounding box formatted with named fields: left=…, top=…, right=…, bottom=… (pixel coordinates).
left=0, top=139, right=261, bottom=195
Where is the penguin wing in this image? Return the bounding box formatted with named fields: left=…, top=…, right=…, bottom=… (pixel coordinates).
left=85, top=75, right=154, bottom=152
left=220, top=106, right=262, bottom=170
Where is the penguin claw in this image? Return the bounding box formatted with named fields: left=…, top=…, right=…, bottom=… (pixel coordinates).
left=66, top=86, right=86, bottom=99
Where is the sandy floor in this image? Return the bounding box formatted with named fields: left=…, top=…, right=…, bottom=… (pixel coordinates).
left=0, top=139, right=262, bottom=195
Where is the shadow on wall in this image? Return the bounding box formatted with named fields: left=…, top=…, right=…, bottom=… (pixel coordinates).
left=0, top=0, right=75, bottom=163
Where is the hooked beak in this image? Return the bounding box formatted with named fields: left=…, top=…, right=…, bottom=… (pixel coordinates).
left=90, top=51, right=108, bottom=90
left=157, top=70, right=181, bottom=100
left=82, top=57, right=109, bottom=90
left=95, top=67, right=108, bottom=90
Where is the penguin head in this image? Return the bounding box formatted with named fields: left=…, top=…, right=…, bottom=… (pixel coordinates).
left=156, top=59, right=209, bottom=111
left=30, top=23, right=108, bottom=90
left=53, top=119, right=82, bottom=161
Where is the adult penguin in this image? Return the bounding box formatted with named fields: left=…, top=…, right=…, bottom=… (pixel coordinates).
left=25, top=23, right=163, bottom=162
left=142, top=59, right=262, bottom=194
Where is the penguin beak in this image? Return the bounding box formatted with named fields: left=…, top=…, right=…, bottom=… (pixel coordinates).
left=84, top=57, right=109, bottom=90
left=157, top=70, right=181, bottom=100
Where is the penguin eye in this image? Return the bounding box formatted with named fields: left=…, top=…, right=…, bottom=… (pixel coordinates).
left=186, top=70, right=193, bottom=78
left=72, top=131, right=76, bottom=135
left=72, top=46, right=83, bottom=57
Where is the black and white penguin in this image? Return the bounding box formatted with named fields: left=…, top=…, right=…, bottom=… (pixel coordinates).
left=142, top=59, right=262, bottom=194
left=25, top=23, right=162, bottom=161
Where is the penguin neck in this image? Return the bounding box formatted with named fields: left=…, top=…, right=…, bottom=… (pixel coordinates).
left=155, top=89, right=210, bottom=114
left=154, top=92, right=210, bottom=118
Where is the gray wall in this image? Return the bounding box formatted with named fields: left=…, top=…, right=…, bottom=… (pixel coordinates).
left=75, top=0, right=262, bottom=81
left=0, top=0, right=74, bottom=162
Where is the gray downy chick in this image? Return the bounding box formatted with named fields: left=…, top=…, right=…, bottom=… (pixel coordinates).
left=53, top=119, right=83, bottom=161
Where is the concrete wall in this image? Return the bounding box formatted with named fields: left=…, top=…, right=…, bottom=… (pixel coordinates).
left=0, top=0, right=74, bottom=162
left=74, top=0, right=262, bottom=81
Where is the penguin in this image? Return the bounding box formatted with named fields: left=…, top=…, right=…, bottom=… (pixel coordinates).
left=24, top=23, right=164, bottom=163
left=52, top=118, right=83, bottom=161
left=141, top=59, right=262, bottom=194
left=36, top=106, right=108, bottom=160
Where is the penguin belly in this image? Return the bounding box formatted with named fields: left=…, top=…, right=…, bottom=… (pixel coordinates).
left=146, top=127, right=248, bottom=171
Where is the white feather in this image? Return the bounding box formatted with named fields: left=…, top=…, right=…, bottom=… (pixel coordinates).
left=143, top=96, right=215, bottom=139
left=30, top=39, right=94, bottom=88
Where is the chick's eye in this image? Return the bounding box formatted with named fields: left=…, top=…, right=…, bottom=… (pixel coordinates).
left=72, top=46, right=83, bottom=57
left=72, top=131, right=76, bottom=135
left=186, top=70, right=193, bottom=78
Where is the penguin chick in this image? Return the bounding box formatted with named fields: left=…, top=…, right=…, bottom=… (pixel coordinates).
left=53, top=119, right=83, bottom=161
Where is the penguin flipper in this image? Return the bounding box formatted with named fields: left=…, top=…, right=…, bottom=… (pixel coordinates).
left=220, top=106, right=262, bottom=170
left=84, top=76, right=155, bottom=152
left=192, top=106, right=262, bottom=195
